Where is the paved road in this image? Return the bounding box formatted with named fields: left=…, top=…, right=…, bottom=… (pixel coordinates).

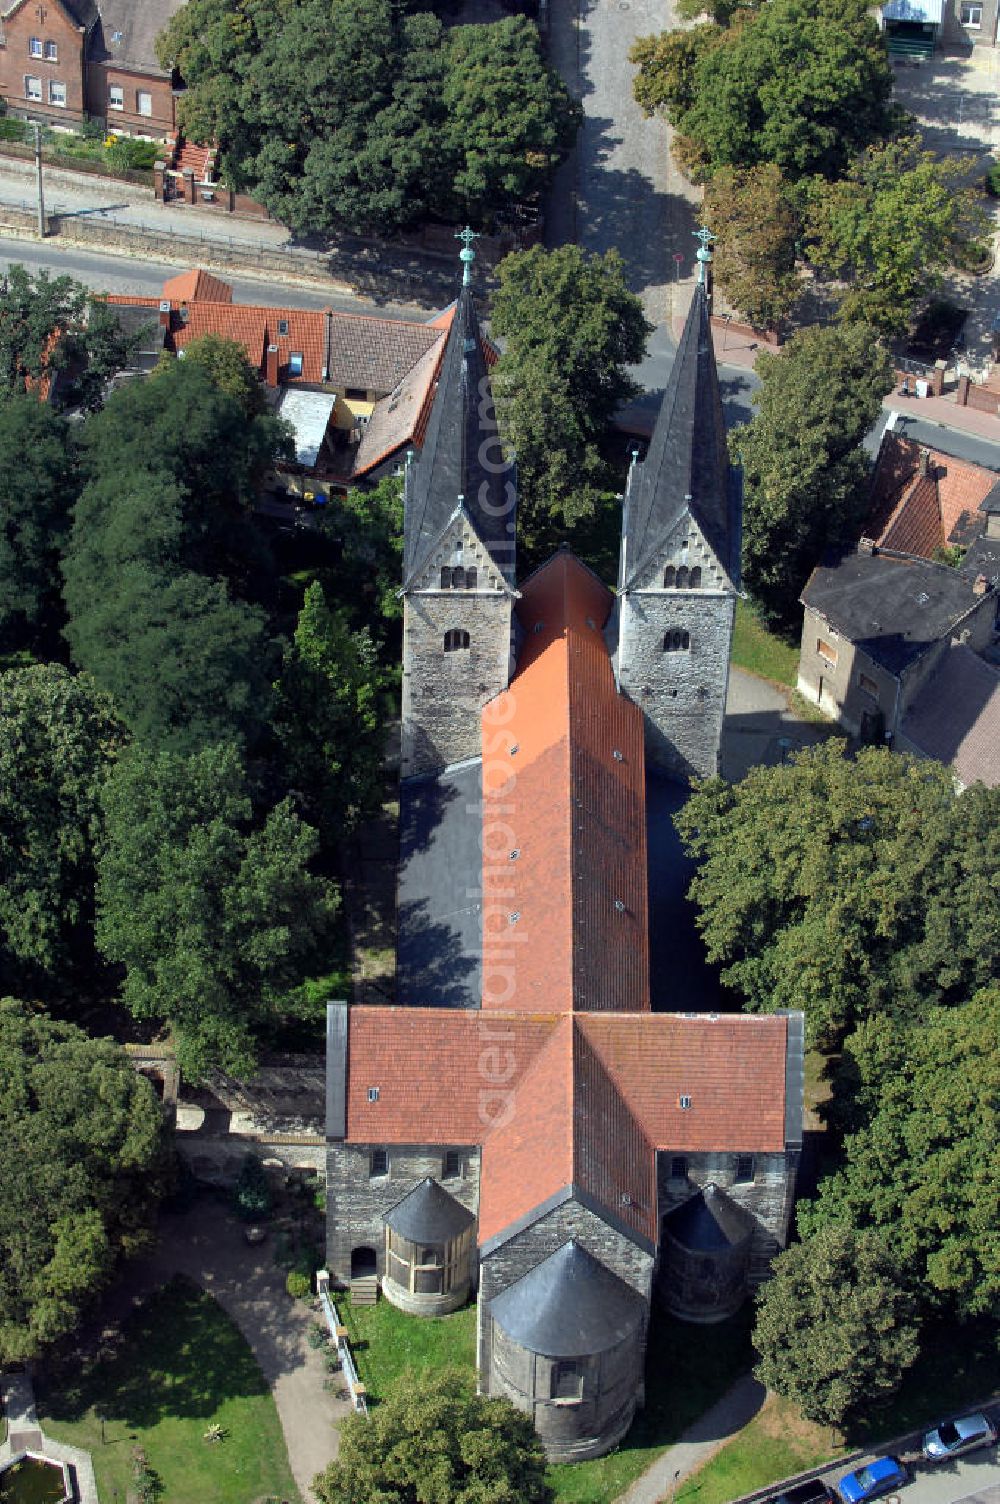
left=868, top=406, right=1000, bottom=470
left=818, top=1449, right=1000, bottom=1504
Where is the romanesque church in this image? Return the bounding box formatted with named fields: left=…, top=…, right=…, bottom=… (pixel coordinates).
left=325, top=257, right=803, bottom=1462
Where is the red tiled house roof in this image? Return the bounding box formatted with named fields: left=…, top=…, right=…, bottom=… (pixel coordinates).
left=865, top=431, right=996, bottom=558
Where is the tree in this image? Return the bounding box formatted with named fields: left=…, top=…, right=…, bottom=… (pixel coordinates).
left=631, top=25, right=725, bottom=125
left=96, top=741, right=336, bottom=1078
left=676, top=0, right=896, bottom=183
left=0, top=998, right=168, bottom=1365
left=273, top=581, right=385, bottom=838
left=800, top=991, right=1000, bottom=1320
left=166, top=333, right=266, bottom=417
left=491, top=245, right=651, bottom=549
left=675, top=743, right=1000, bottom=1047
left=702, top=165, right=801, bottom=329
left=804, top=137, right=990, bottom=336
left=0, top=665, right=127, bottom=991
left=313, top=1367, right=554, bottom=1504
left=322, top=474, right=404, bottom=651
left=732, top=322, right=893, bottom=628
left=157, top=0, right=576, bottom=236
left=0, top=264, right=138, bottom=409
left=753, top=1226, right=921, bottom=1428
left=0, top=396, right=78, bottom=651
left=443, top=19, right=580, bottom=226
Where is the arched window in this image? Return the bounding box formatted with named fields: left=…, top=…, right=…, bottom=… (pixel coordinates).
left=465, top=566, right=478, bottom=589
left=444, top=629, right=470, bottom=653
left=689, top=566, right=702, bottom=587
left=663, top=565, right=676, bottom=588
left=451, top=566, right=466, bottom=589
left=440, top=566, right=452, bottom=589
left=663, top=631, right=692, bottom=652
left=676, top=565, right=689, bottom=588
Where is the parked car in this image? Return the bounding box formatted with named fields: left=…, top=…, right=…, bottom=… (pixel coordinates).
left=764, top=1479, right=834, bottom=1504
left=922, top=1413, right=997, bottom=1463
left=836, top=1458, right=907, bottom=1504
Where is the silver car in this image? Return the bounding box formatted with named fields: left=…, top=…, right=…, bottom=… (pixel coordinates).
left=922, top=1413, right=997, bottom=1463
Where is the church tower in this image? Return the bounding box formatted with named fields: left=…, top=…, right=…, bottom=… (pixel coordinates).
left=612, top=233, right=741, bottom=781
left=400, top=235, right=518, bottom=779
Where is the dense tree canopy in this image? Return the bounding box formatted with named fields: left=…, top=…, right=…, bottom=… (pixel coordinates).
left=731, top=322, right=894, bottom=628
left=702, top=165, right=801, bottom=329
left=0, top=998, right=168, bottom=1364
left=165, top=332, right=266, bottom=417
left=753, top=1225, right=921, bottom=1427
left=804, top=137, right=990, bottom=335
left=491, top=245, right=651, bottom=549
left=0, top=265, right=138, bottom=410
left=0, top=396, right=78, bottom=652
left=157, top=0, right=577, bottom=235
left=313, top=1368, right=554, bottom=1504
left=273, top=581, right=385, bottom=838
left=653, top=0, right=897, bottom=183
left=96, top=741, right=336, bottom=1077
left=0, top=665, right=126, bottom=992
left=800, top=991, right=1000, bottom=1320
left=676, top=744, right=1000, bottom=1047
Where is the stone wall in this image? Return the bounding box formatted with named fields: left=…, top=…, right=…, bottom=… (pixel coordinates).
left=618, top=589, right=735, bottom=780
left=325, top=1142, right=481, bottom=1283
left=656, top=1150, right=798, bottom=1285
left=401, top=592, right=513, bottom=777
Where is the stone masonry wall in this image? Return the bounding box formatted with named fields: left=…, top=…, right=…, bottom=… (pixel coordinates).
left=478, top=1199, right=654, bottom=1393
left=401, top=592, right=513, bottom=777
left=657, top=1150, right=798, bottom=1285
left=326, top=1142, right=481, bottom=1284
left=618, top=589, right=735, bottom=780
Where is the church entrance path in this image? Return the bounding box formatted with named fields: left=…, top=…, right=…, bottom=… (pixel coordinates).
left=545, top=0, right=702, bottom=327
left=616, top=1372, right=767, bottom=1504
left=95, top=1198, right=350, bottom=1502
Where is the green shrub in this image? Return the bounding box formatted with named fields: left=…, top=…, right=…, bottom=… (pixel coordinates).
left=232, top=1155, right=272, bottom=1222
left=286, top=1269, right=313, bottom=1300
left=0, top=118, right=29, bottom=142
left=986, top=161, right=1000, bottom=197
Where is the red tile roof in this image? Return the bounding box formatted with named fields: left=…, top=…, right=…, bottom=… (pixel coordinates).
left=481, top=552, right=649, bottom=1015
left=351, top=331, right=448, bottom=477
left=162, top=269, right=232, bottom=304
left=865, top=432, right=997, bottom=558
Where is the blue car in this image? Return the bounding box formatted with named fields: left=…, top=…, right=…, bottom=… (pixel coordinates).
left=836, top=1457, right=906, bottom=1504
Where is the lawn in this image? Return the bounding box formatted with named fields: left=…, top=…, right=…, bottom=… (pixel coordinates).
left=35, top=1276, right=300, bottom=1504
left=680, top=1394, right=842, bottom=1504
left=339, top=1294, right=477, bottom=1403
left=547, top=1308, right=755, bottom=1504
left=731, top=599, right=800, bottom=687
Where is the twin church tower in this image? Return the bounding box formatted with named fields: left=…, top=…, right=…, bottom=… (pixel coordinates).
left=399, top=241, right=741, bottom=784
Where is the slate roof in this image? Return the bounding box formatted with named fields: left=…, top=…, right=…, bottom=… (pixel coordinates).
left=402, top=285, right=516, bottom=587
left=900, top=641, right=1000, bottom=788
left=664, top=1184, right=756, bottom=1251
left=480, top=551, right=649, bottom=1016
left=84, top=0, right=187, bottom=74
left=864, top=431, right=996, bottom=558
left=960, top=533, right=1000, bottom=588
left=384, top=1177, right=476, bottom=1243
left=488, top=1241, right=647, bottom=1357
left=980, top=481, right=1000, bottom=515
left=396, top=760, right=483, bottom=1010
left=801, top=551, right=986, bottom=677
left=621, top=282, right=739, bottom=589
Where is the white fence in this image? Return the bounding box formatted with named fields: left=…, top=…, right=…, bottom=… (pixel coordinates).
left=316, top=1271, right=369, bottom=1417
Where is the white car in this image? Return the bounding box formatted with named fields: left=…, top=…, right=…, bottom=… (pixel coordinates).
left=922, top=1413, right=997, bottom=1463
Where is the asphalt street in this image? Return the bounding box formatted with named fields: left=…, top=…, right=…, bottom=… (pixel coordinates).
left=819, top=1449, right=1000, bottom=1504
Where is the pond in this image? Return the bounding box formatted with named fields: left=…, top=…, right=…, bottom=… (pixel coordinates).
left=0, top=1457, right=71, bottom=1504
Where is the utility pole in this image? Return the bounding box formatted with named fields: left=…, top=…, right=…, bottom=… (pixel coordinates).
left=33, top=123, right=47, bottom=238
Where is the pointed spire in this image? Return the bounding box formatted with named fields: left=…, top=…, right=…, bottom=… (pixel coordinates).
left=402, top=280, right=517, bottom=588
left=694, top=224, right=715, bottom=287
left=456, top=225, right=479, bottom=288
left=620, top=280, right=739, bottom=589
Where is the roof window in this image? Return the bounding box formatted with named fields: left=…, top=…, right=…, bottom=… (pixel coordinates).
left=288, top=351, right=304, bottom=377
left=679, top=1094, right=692, bottom=1110
left=367, top=1086, right=380, bottom=1103
left=277, top=318, right=289, bottom=336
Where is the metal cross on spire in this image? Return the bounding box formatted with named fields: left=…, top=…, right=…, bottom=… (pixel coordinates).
left=456, top=226, right=480, bottom=286
left=693, top=225, right=716, bottom=286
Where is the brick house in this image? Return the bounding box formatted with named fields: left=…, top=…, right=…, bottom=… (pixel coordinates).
left=798, top=548, right=998, bottom=741
left=325, top=268, right=803, bottom=1463
left=0, top=0, right=185, bottom=136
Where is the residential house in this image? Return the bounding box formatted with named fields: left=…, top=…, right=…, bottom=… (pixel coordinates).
left=863, top=429, right=997, bottom=561
left=0, top=0, right=185, bottom=136
left=105, top=270, right=454, bottom=494
left=798, top=548, right=997, bottom=740
left=326, top=262, right=803, bottom=1463
left=896, top=640, right=1000, bottom=787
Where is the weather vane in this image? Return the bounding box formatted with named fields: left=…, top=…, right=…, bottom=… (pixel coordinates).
left=693, top=225, right=715, bottom=286
left=456, top=226, right=480, bottom=287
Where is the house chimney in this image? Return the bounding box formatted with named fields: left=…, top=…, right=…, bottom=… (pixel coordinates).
left=158, top=299, right=172, bottom=329
left=322, top=308, right=333, bottom=385
left=266, top=344, right=279, bottom=388
left=918, top=448, right=931, bottom=477
left=972, top=573, right=989, bottom=596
